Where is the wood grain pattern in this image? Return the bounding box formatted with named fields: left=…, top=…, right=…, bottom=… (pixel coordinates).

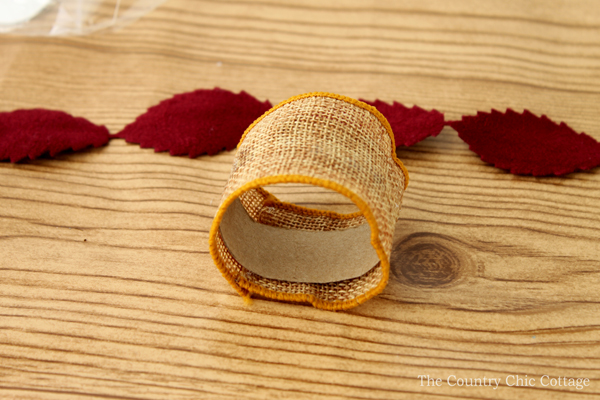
left=1, top=0, right=599, bottom=398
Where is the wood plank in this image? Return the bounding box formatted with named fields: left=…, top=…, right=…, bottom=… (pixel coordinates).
left=1, top=0, right=599, bottom=398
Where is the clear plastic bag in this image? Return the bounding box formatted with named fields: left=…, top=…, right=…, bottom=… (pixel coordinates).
left=0, top=0, right=166, bottom=36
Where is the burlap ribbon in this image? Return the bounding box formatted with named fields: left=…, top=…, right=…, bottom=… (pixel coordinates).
left=209, top=93, right=409, bottom=310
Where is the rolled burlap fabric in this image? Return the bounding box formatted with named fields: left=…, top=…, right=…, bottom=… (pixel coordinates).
left=209, top=92, right=408, bottom=310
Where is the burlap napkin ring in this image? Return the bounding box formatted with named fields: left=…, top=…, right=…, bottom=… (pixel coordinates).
left=209, top=92, right=409, bottom=310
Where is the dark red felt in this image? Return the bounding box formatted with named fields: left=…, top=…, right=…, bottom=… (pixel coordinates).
left=449, top=109, right=600, bottom=176
left=3, top=89, right=599, bottom=179
left=116, top=88, right=272, bottom=157
left=0, top=109, right=110, bottom=163
left=360, top=99, right=445, bottom=147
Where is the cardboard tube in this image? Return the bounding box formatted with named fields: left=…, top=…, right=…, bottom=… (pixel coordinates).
left=220, top=198, right=379, bottom=283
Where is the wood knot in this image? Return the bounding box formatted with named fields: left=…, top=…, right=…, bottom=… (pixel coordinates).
left=390, top=232, right=472, bottom=288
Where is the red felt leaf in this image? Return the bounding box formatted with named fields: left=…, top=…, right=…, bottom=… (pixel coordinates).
left=360, top=99, right=445, bottom=147
left=0, top=109, right=110, bottom=163
left=449, top=109, right=600, bottom=176
left=116, top=88, right=272, bottom=157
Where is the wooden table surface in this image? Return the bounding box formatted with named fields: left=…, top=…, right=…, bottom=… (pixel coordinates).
left=1, top=1, right=599, bottom=399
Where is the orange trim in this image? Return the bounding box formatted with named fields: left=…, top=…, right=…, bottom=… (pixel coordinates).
left=239, top=92, right=409, bottom=189
left=208, top=175, right=390, bottom=311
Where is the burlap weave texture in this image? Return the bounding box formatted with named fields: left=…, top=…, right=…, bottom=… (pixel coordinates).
left=209, top=93, right=408, bottom=310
